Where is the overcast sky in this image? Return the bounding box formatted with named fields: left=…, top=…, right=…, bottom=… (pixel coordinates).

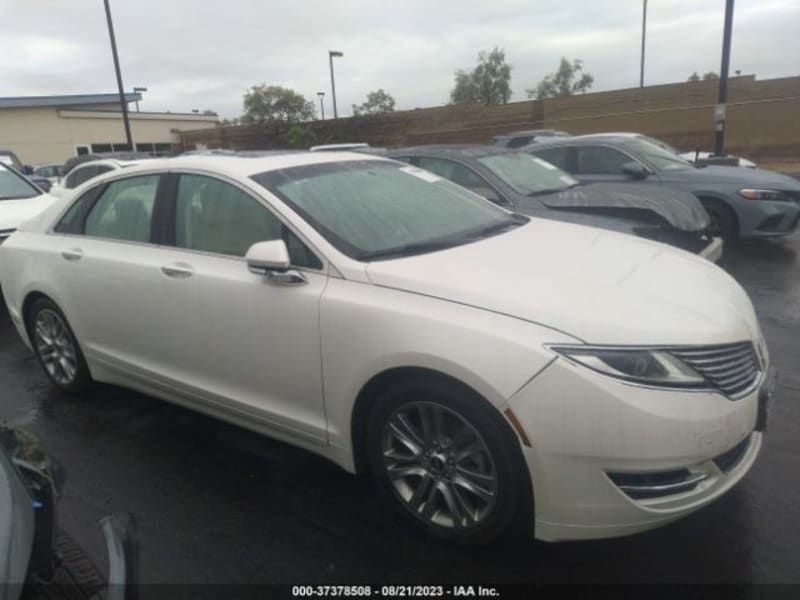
left=2, top=0, right=798, bottom=119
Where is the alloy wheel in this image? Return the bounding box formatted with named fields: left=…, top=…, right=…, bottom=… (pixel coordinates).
left=33, top=309, right=78, bottom=386
left=381, top=401, right=498, bottom=529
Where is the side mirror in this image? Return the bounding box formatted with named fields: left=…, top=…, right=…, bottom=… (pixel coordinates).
left=473, top=186, right=502, bottom=204
left=245, top=240, right=290, bottom=274
left=23, top=165, right=34, bottom=175
left=621, top=161, right=650, bottom=179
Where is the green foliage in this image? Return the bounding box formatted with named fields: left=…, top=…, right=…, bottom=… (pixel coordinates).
left=241, top=85, right=316, bottom=124
left=450, top=47, right=512, bottom=105
left=688, top=71, right=720, bottom=82
left=282, top=124, right=317, bottom=148
left=353, top=89, right=397, bottom=116
left=527, top=58, right=594, bottom=100
left=688, top=71, right=701, bottom=82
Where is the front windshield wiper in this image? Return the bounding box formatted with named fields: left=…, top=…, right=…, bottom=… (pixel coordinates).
left=526, top=183, right=580, bottom=196
left=360, top=215, right=528, bottom=261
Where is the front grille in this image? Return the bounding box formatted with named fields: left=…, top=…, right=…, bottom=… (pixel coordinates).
left=713, top=435, right=751, bottom=473
left=671, top=342, right=760, bottom=399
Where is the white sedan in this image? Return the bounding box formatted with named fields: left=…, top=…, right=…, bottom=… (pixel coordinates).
left=49, top=158, right=144, bottom=199
left=0, top=163, right=61, bottom=245
left=0, top=153, right=773, bottom=544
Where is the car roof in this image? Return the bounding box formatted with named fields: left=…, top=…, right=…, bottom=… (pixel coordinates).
left=494, top=129, right=570, bottom=138
left=387, top=144, right=513, bottom=159
left=115, top=151, right=391, bottom=179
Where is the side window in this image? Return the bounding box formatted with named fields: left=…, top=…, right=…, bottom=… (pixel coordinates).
left=54, top=184, right=105, bottom=234
left=84, top=175, right=159, bottom=243
left=575, top=146, right=631, bottom=175
left=532, top=147, right=570, bottom=170
left=175, top=174, right=322, bottom=269
left=415, top=157, right=490, bottom=194
left=94, top=165, right=115, bottom=177
left=66, top=166, right=97, bottom=189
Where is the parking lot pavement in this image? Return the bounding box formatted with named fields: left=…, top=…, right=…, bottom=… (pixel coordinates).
left=1, top=235, right=799, bottom=585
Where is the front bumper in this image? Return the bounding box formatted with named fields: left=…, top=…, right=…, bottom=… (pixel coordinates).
left=699, top=236, right=723, bottom=263
left=736, top=198, right=800, bottom=238
left=506, top=355, right=769, bottom=541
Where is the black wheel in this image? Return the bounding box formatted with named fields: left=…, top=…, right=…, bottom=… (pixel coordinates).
left=27, top=298, right=91, bottom=395
left=701, top=198, right=738, bottom=241
left=366, top=377, right=533, bottom=545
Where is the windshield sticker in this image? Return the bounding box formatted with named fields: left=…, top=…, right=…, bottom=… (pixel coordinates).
left=560, top=175, right=578, bottom=185
left=400, top=166, right=442, bottom=183
left=531, top=157, right=557, bottom=170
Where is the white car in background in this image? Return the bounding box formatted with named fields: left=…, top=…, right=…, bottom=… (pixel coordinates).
left=0, top=162, right=61, bottom=245
left=49, top=158, right=143, bottom=199
left=0, top=153, right=774, bottom=544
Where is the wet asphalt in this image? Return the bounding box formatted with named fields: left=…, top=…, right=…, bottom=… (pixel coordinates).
left=1, top=235, right=799, bottom=585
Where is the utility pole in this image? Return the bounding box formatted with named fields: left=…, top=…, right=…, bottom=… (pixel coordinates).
left=317, top=91, right=326, bottom=120
left=714, top=0, right=735, bottom=155
left=640, top=0, right=647, bottom=88
left=104, top=0, right=134, bottom=150
left=329, top=50, right=343, bottom=119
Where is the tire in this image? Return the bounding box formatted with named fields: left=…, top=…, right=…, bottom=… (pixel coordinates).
left=366, top=377, right=533, bottom=546
left=23, top=531, right=106, bottom=600
left=27, top=298, right=91, bottom=395
left=701, top=198, right=738, bottom=242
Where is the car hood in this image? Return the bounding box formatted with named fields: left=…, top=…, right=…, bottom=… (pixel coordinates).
left=0, top=193, right=60, bottom=231
left=534, top=182, right=709, bottom=231
left=666, top=165, right=800, bottom=188
left=365, top=219, right=758, bottom=345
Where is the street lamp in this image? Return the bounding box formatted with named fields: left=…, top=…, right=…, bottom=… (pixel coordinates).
left=103, top=0, right=134, bottom=150
left=133, top=86, right=148, bottom=112
left=317, top=91, right=326, bottom=120
left=328, top=50, right=343, bottom=119
left=640, top=0, right=647, bottom=88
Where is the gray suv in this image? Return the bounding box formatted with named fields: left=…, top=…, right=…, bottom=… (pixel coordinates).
left=526, top=134, right=800, bottom=240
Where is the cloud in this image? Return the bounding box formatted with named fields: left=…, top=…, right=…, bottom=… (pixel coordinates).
left=0, top=0, right=797, bottom=118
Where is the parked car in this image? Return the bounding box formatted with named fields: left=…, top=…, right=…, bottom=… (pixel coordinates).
left=388, top=145, right=720, bottom=260
left=526, top=134, right=800, bottom=240
left=680, top=151, right=757, bottom=169
left=33, top=163, right=64, bottom=185
left=0, top=153, right=774, bottom=545
left=0, top=426, right=136, bottom=599
left=0, top=163, right=61, bottom=245
left=50, top=159, right=145, bottom=199
left=490, top=129, right=570, bottom=149
left=0, top=151, right=53, bottom=193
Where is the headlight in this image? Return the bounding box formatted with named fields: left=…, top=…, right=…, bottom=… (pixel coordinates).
left=738, top=189, right=789, bottom=201
left=550, top=345, right=707, bottom=388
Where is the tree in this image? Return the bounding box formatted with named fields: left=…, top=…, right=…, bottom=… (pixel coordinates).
left=241, top=85, right=315, bottom=124
left=688, top=71, right=701, bottom=82
left=450, top=47, right=512, bottom=105
left=527, top=57, right=594, bottom=100
left=352, top=89, right=396, bottom=116
left=702, top=71, right=719, bottom=81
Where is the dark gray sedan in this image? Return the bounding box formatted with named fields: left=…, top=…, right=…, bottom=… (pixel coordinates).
left=525, top=134, right=800, bottom=241
left=387, top=145, right=721, bottom=260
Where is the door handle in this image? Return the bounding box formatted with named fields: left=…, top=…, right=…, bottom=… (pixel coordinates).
left=160, top=263, right=194, bottom=279
left=61, top=248, right=83, bottom=261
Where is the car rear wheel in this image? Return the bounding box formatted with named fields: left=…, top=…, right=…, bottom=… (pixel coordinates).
left=27, top=298, right=91, bottom=394
left=366, top=377, right=532, bottom=545
left=701, top=198, right=738, bottom=241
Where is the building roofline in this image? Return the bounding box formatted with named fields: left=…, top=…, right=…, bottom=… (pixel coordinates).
left=0, top=92, right=141, bottom=109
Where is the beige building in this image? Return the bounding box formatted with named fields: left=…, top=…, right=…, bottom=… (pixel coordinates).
left=0, top=92, right=219, bottom=166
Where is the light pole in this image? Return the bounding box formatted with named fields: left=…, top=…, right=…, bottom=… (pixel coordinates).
left=329, top=50, right=343, bottom=119
left=317, top=91, right=326, bottom=120
left=103, top=0, right=134, bottom=151
left=714, top=0, right=735, bottom=156
left=640, top=0, right=647, bottom=88
left=133, top=86, right=147, bottom=112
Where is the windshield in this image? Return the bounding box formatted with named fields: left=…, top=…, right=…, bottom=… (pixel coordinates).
left=0, top=163, right=41, bottom=200
left=478, top=152, right=579, bottom=195
left=627, top=139, right=694, bottom=171
left=253, top=160, right=526, bottom=261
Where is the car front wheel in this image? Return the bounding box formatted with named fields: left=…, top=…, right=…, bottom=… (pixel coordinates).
left=366, top=378, right=532, bottom=545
